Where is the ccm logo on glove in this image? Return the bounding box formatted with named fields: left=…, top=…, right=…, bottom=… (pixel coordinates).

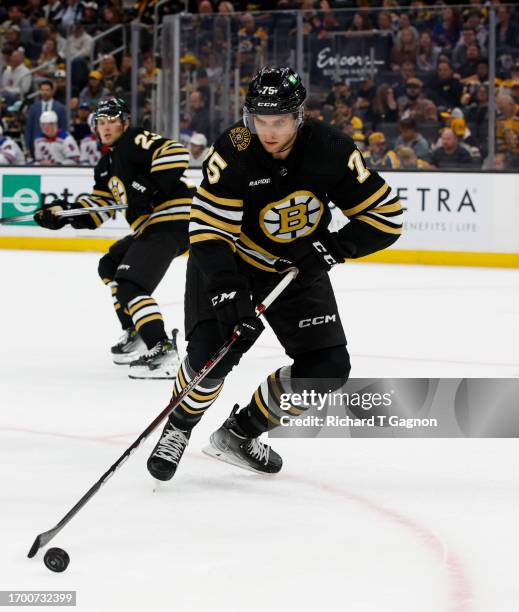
left=312, top=240, right=340, bottom=266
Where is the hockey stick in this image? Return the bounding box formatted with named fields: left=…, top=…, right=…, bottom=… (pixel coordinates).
left=0, top=204, right=128, bottom=225
left=27, top=266, right=298, bottom=559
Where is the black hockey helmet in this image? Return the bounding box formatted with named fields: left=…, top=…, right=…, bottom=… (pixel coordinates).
left=92, top=97, right=130, bottom=128
left=243, top=66, right=307, bottom=131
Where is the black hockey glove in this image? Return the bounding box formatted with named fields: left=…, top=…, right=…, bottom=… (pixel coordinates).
left=284, top=231, right=348, bottom=277
left=209, top=284, right=264, bottom=353
left=128, top=176, right=157, bottom=216
left=33, top=200, right=71, bottom=230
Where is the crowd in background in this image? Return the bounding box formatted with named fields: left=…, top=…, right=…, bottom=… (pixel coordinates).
left=1, top=0, right=519, bottom=170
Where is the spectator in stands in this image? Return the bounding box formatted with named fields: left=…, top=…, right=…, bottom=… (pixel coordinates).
left=363, top=132, right=400, bottom=169
left=376, top=11, right=395, bottom=40
left=68, top=23, right=94, bottom=60
left=331, top=97, right=362, bottom=131
left=453, top=26, right=486, bottom=72
left=138, top=54, right=159, bottom=98
left=416, top=30, right=441, bottom=73
left=347, top=11, right=373, bottom=33
left=432, top=6, right=461, bottom=50
left=397, top=77, right=433, bottom=117
left=365, top=84, right=398, bottom=129
left=305, top=98, right=325, bottom=122
left=99, top=54, right=119, bottom=94
left=324, top=78, right=351, bottom=109
left=43, top=0, right=65, bottom=26
left=114, top=53, right=132, bottom=97
left=82, top=1, right=99, bottom=34
left=390, top=27, right=418, bottom=67
left=431, top=127, right=473, bottom=168
left=79, top=114, right=101, bottom=165
left=3, top=5, right=31, bottom=48
left=34, top=37, right=63, bottom=84
left=24, top=79, right=66, bottom=155
left=426, top=61, right=463, bottom=109
left=79, top=70, right=109, bottom=108
left=33, top=109, right=80, bottom=165
left=60, top=0, right=85, bottom=29
left=97, top=6, right=124, bottom=55
left=395, top=145, right=431, bottom=169
left=411, top=96, right=439, bottom=124
left=0, top=49, right=31, bottom=104
left=496, top=5, right=519, bottom=54
left=52, top=68, right=67, bottom=104
left=496, top=93, right=519, bottom=168
left=450, top=116, right=481, bottom=165
left=396, top=12, right=419, bottom=42
left=458, top=44, right=485, bottom=79
left=189, top=132, right=209, bottom=168
left=465, top=83, right=488, bottom=126
left=71, top=102, right=92, bottom=143
left=392, top=60, right=417, bottom=99
left=395, top=117, right=430, bottom=160
left=0, top=122, right=25, bottom=164
left=189, top=89, right=210, bottom=140
left=237, top=13, right=267, bottom=77
left=464, top=10, right=488, bottom=49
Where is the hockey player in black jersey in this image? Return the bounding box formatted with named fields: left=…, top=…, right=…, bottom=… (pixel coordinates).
left=147, top=67, right=403, bottom=478
left=34, top=98, right=193, bottom=378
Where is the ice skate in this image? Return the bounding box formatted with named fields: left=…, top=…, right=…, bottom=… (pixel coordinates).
left=203, top=405, right=282, bottom=474
left=147, top=420, right=190, bottom=481
left=111, top=327, right=146, bottom=365
left=128, top=329, right=180, bottom=379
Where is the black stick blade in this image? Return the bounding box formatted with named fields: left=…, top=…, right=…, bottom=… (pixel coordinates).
left=28, top=535, right=42, bottom=558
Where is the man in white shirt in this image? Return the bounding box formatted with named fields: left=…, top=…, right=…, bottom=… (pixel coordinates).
left=34, top=110, right=80, bottom=165
left=0, top=49, right=31, bottom=103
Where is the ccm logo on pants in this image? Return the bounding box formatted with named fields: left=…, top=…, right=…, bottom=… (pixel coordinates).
left=298, top=314, right=337, bottom=328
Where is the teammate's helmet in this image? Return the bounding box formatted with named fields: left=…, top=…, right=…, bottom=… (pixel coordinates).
left=243, top=67, right=307, bottom=131
left=92, top=97, right=130, bottom=128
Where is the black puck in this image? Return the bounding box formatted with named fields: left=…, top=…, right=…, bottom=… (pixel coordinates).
left=44, top=547, right=70, bottom=573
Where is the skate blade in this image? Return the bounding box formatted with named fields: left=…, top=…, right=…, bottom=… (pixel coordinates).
left=112, top=353, right=140, bottom=365
left=128, top=368, right=178, bottom=380
left=202, top=443, right=274, bottom=475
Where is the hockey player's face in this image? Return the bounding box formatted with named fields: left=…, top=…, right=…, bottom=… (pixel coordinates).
left=254, top=114, right=298, bottom=156
left=41, top=122, right=58, bottom=138
left=96, top=117, right=127, bottom=146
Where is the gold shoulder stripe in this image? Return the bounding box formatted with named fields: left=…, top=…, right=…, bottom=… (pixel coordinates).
left=92, top=189, right=112, bottom=198
left=154, top=198, right=192, bottom=212
left=373, top=200, right=402, bottom=214
left=150, top=162, right=188, bottom=173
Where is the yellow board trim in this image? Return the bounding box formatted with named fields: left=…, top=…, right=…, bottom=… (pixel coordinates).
left=1, top=237, right=518, bottom=269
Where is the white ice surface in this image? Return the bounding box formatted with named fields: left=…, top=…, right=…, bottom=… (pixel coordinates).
left=1, top=250, right=518, bottom=612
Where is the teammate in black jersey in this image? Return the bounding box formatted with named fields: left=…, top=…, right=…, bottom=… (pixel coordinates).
left=34, top=98, right=193, bottom=378
left=147, top=66, right=403, bottom=478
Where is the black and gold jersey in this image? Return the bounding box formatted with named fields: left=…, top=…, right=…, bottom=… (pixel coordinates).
left=73, top=127, right=193, bottom=235
left=189, top=119, right=402, bottom=279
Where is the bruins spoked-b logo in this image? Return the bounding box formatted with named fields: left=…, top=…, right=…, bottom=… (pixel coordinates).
left=260, top=191, right=324, bottom=242
left=229, top=127, right=251, bottom=151
left=108, top=176, right=127, bottom=205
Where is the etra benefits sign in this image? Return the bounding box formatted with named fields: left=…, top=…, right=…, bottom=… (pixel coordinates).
left=1, top=174, right=41, bottom=226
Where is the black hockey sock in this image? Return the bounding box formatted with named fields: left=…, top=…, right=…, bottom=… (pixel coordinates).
left=102, top=278, right=133, bottom=330
left=237, top=366, right=301, bottom=437
left=126, top=294, right=167, bottom=349
left=168, top=358, right=224, bottom=430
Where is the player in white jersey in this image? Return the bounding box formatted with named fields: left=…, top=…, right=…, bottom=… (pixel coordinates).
left=0, top=124, right=25, bottom=164
left=34, top=110, right=80, bottom=165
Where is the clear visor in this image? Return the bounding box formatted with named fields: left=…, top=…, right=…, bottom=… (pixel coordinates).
left=243, top=106, right=304, bottom=134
